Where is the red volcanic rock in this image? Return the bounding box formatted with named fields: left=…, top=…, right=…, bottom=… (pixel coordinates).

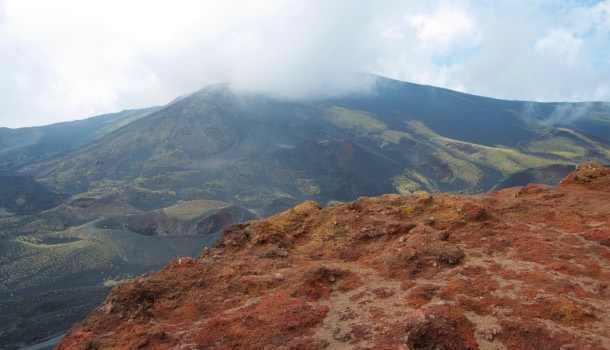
left=57, top=163, right=610, bottom=350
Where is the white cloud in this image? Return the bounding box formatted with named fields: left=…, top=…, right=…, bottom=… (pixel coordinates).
left=535, top=29, right=582, bottom=65
left=380, top=0, right=610, bottom=103
left=409, top=4, right=475, bottom=47
left=0, top=0, right=609, bottom=128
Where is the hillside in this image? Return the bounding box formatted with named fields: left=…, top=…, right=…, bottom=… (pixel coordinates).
left=57, top=162, right=610, bottom=349
left=19, top=76, right=610, bottom=217
left=0, top=199, right=256, bottom=349
left=0, top=107, right=160, bottom=172
left=0, top=175, right=69, bottom=215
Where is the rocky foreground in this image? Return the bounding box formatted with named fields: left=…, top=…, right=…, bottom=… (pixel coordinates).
left=57, top=163, right=610, bottom=349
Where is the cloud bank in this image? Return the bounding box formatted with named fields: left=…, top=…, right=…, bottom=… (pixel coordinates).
left=0, top=0, right=609, bottom=127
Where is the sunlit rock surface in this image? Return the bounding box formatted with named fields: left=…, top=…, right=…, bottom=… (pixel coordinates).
left=58, top=162, right=610, bottom=350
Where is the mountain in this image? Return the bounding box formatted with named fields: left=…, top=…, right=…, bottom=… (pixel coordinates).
left=18, top=76, right=610, bottom=217
left=56, top=163, right=610, bottom=349
left=0, top=107, right=160, bottom=172
left=2, top=75, right=610, bottom=348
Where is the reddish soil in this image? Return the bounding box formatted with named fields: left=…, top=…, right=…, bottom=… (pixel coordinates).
left=57, top=162, right=610, bottom=350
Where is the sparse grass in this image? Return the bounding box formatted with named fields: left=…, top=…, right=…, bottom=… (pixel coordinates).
left=1, top=232, right=112, bottom=293
left=379, top=130, right=412, bottom=147
left=586, top=110, right=610, bottom=124
left=392, top=168, right=438, bottom=195
left=524, top=128, right=610, bottom=160
left=141, top=149, right=191, bottom=176
left=0, top=225, right=213, bottom=296
left=406, top=120, right=580, bottom=175
left=94, top=110, right=155, bottom=139
left=82, top=180, right=177, bottom=208
left=323, top=107, right=419, bottom=151
left=102, top=273, right=134, bottom=287
left=296, top=179, right=321, bottom=196
left=392, top=175, right=423, bottom=195
left=526, top=137, right=587, bottom=158
left=324, top=107, right=387, bottom=139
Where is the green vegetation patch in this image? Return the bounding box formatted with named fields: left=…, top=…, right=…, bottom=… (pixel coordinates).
left=392, top=168, right=437, bottom=195
left=524, top=128, right=610, bottom=161
left=324, top=107, right=387, bottom=138
left=102, top=273, right=135, bottom=287
left=379, top=130, right=413, bottom=147
left=323, top=107, right=418, bottom=150
left=406, top=120, right=574, bottom=175
left=296, top=179, right=321, bottom=196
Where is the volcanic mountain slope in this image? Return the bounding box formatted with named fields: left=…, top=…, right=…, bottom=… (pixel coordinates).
left=0, top=199, right=256, bottom=349
left=6, top=76, right=610, bottom=348
left=58, top=162, right=610, bottom=350
left=0, top=175, right=69, bottom=215
left=19, top=76, right=610, bottom=217
left=0, top=107, right=160, bottom=172
left=0, top=199, right=256, bottom=299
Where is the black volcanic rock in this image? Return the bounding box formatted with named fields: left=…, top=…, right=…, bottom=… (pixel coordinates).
left=280, top=137, right=403, bottom=200
left=493, top=164, right=575, bottom=190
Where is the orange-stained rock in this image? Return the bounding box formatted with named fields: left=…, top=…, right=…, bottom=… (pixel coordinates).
left=57, top=163, right=610, bottom=350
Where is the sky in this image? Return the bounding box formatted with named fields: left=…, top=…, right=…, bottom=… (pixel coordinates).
left=1, top=0, right=609, bottom=128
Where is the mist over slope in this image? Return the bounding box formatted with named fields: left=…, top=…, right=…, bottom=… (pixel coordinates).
left=17, top=75, right=610, bottom=217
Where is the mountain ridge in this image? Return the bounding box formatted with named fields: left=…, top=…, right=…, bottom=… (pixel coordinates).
left=16, top=76, right=610, bottom=217
left=0, top=107, right=161, bottom=173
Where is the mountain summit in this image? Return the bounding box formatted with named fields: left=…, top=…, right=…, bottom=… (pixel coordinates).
left=57, top=162, right=610, bottom=349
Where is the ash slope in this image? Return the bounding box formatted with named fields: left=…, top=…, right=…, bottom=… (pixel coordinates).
left=58, top=162, right=610, bottom=350
left=0, top=107, right=160, bottom=172
left=0, top=199, right=256, bottom=299
left=19, top=76, right=610, bottom=217
left=0, top=199, right=256, bottom=349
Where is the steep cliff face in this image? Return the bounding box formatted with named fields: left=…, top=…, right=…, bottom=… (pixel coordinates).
left=57, top=162, right=610, bottom=350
